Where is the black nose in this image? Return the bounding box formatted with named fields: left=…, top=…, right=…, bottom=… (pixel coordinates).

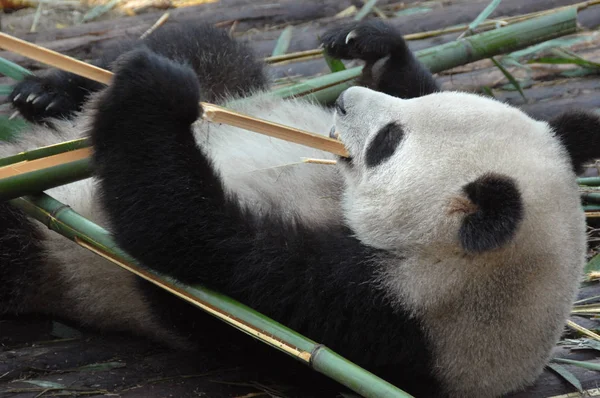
left=335, top=92, right=347, bottom=115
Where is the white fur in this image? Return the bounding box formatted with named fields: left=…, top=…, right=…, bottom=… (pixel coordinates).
left=334, top=87, right=586, bottom=397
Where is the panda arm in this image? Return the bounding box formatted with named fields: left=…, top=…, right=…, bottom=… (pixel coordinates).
left=321, top=20, right=439, bottom=99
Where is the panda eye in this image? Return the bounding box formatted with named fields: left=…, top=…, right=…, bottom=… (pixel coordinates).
left=365, top=122, right=405, bottom=168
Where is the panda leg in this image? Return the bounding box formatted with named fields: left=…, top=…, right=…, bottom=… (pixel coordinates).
left=321, top=20, right=439, bottom=98
left=142, top=24, right=269, bottom=102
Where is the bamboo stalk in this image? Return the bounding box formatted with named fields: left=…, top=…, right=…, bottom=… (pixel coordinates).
left=579, top=177, right=600, bottom=186
left=0, top=147, right=91, bottom=179
left=0, top=138, right=88, bottom=168
left=202, top=103, right=348, bottom=157
left=10, top=192, right=413, bottom=398
left=0, top=32, right=347, bottom=157
left=582, top=192, right=600, bottom=204
left=566, top=320, right=600, bottom=342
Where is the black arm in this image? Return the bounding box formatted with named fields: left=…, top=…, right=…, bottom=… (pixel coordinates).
left=321, top=20, right=439, bottom=99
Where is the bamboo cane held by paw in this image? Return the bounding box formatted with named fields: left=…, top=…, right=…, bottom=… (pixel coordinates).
left=0, top=32, right=349, bottom=158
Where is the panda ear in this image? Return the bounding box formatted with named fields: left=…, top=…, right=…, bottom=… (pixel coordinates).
left=458, top=173, right=524, bottom=253
left=548, top=110, right=600, bottom=173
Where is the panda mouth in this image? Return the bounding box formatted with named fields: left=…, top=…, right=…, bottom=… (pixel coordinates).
left=329, top=125, right=340, bottom=140
left=329, top=126, right=353, bottom=164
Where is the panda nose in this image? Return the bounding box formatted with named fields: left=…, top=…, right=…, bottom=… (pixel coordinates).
left=335, top=91, right=347, bottom=115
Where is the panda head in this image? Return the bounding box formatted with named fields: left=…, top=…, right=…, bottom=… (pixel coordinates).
left=332, top=87, right=599, bottom=256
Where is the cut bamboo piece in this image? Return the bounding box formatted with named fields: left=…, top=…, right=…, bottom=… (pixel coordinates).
left=0, top=32, right=113, bottom=85
left=201, top=103, right=348, bottom=157
left=0, top=31, right=348, bottom=157
left=0, top=147, right=91, bottom=179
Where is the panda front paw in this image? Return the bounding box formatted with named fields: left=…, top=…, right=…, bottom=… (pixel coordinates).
left=104, top=48, right=201, bottom=129
left=91, top=48, right=201, bottom=153
left=9, top=76, right=78, bottom=123
left=321, top=20, right=407, bottom=62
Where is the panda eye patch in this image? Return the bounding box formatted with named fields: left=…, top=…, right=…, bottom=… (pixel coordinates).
left=365, top=122, right=405, bottom=168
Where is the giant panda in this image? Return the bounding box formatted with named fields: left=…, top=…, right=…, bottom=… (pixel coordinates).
left=1, top=19, right=599, bottom=398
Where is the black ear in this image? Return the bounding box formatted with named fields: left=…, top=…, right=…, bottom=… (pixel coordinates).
left=549, top=110, right=600, bottom=174
left=459, top=173, right=524, bottom=253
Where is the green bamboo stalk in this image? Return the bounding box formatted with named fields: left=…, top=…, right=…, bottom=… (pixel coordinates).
left=579, top=177, right=600, bottom=186
left=0, top=137, right=88, bottom=167
left=0, top=158, right=90, bottom=201
left=582, top=192, right=600, bottom=204
left=584, top=204, right=600, bottom=212
left=273, top=7, right=578, bottom=102
left=9, top=193, right=413, bottom=398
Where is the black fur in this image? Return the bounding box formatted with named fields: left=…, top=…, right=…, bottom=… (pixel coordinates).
left=89, top=47, right=440, bottom=396
left=0, top=202, right=48, bottom=314
left=459, top=173, right=524, bottom=253
left=365, top=122, right=405, bottom=168
left=549, top=110, right=600, bottom=174
left=10, top=24, right=268, bottom=124
left=321, top=20, right=439, bottom=99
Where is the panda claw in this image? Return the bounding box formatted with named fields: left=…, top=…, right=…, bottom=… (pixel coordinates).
left=8, top=110, right=19, bottom=120
left=45, top=101, right=57, bottom=112
left=26, top=93, right=37, bottom=103
left=32, top=96, right=43, bottom=105
left=345, top=30, right=358, bottom=44
left=12, top=93, right=21, bottom=102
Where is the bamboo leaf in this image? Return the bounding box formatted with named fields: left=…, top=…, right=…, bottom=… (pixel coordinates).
left=467, top=0, right=503, bottom=33
left=529, top=48, right=600, bottom=69
left=0, top=56, right=32, bottom=80
left=480, top=86, right=495, bottom=98
left=22, top=380, right=66, bottom=389
left=491, top=57, right=526, bottom=100
left=552, top=357, right=600, bottom=372
left=585, top=254, right=600, bottom=274
left=0, top=115, right=29, bottom=142
left=69, top=361, right=126, bottom=372
left=271, top=26, right=294, bottom=57
left=82, top=0, right=120, bottom=23
left=0, top=84, right=14, bottom=95
left=547, top=363, right=583, bottom=392
left=395, top=7, right=432, bottom=17
left=354, top=0, right=378, bottom=21
left=323, top=53, right=346, bottom=73
left=51, top=321, right=82, bottom=339
left=570, top=339, right=600, bottom=353
left=575, top=295, right=600, bottom=305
